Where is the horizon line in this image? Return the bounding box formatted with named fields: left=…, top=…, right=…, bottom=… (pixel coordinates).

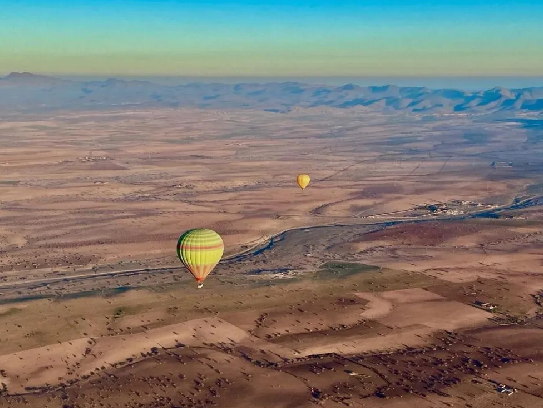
left=18, top=75, right=543, bottom=79
left=3, top=72, right=543, bottom=79
left=3, top=72, right=543, bottom=92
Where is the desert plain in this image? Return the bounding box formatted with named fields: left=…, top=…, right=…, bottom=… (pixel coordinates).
left=1, top=107, right=543, bottom=407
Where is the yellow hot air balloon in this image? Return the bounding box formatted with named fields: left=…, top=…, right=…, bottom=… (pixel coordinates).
left=297, top=174, right=310, bottom=190
left=176, top=228, right=224, bottom=288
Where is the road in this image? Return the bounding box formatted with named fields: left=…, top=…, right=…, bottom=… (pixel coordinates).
left=1, top=195, right=540, bottom=296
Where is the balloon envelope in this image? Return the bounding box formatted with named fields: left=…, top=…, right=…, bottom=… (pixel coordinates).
left=297, top=174, right=310, bottom=190
left=176, top=228, right=224, bottom=284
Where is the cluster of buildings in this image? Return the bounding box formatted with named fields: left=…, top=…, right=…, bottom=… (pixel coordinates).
left=78, top=155, right=111, bottom=162
left=490, top=161, right=513, bottom=167
left=473, top=300, right=497, bottom=311
left=417, top=199, right=489, bottom=216
left=420, top=203, right=464, bottom=216
left=496, top=384, right=516, bottom=396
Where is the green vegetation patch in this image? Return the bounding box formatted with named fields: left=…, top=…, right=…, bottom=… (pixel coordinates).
left=347, top=269, right=440, bottom=293
left=60, top=286, right=134, bottom=300
left=0, top=286, right=137, bottom=306
left=314, top=262, right=381, bottom=280
left=526, top=182, right=543, bottom=195
left=250, top=276, right=303, bottom=287
left=26, top=125, right=57, bottom=131
left=428, top=278, right=534, bottom=318
left=0, top=180, right=19, bottom=186
left=463, top=132, right=488, bottom=144
left=113, top=307, right=126, bottom=318
left=112, top=304, right=146, bottom=319
left=103, top=286, right=133, bottom=298
left=383, top=136, right=421, bottom=146
left=0, top=294, right=52, bottom=306
left=23, top=330, right=47, bottom=339
left=0, top=307, right=22, bottom=318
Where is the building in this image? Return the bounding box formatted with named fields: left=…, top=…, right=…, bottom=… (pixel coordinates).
left=491, top=161, right=513, bottom=167
left=474, top=301, right=497, bottom=310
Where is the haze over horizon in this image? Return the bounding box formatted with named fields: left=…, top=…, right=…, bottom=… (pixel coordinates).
left=1, top=0, right=542, bottom=78
left=40, top=75, right=543, bottom=91
left=4, top=72, right=543, bottom=91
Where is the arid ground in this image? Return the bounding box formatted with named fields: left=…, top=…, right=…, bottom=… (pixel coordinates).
left=1, top=107, right=542, bottom=407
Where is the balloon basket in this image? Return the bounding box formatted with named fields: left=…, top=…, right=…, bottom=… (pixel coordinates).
left=197, top=283, right=204, bottom=289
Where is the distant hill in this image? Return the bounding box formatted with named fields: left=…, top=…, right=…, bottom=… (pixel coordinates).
left=0, top=71, right=71, bottom=87
left=1, top=72, right=542, bottom=114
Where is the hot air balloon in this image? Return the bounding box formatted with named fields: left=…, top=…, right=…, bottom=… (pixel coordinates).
left=176, top=228, right=224, bottom=288
left=297, top=174, right=310, bottom=190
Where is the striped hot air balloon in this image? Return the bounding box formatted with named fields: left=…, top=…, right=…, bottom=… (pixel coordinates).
left=176, top=229, right=224, bottom=288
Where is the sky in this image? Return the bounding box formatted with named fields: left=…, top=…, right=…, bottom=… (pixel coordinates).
left=1, top=0, right=543, bottom=77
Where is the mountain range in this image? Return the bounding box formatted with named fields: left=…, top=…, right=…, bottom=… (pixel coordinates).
left=1, top=72, right=543, bottom=114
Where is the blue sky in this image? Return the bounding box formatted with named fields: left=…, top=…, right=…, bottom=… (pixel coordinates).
left=1, top=0, right=542, bottom=76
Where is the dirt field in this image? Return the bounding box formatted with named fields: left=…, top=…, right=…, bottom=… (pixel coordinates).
left=0, top=271, right=542, bottom=407
left=0, top=108, right=535, bottom=280
left=1, top=107, right=543, bottom=407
